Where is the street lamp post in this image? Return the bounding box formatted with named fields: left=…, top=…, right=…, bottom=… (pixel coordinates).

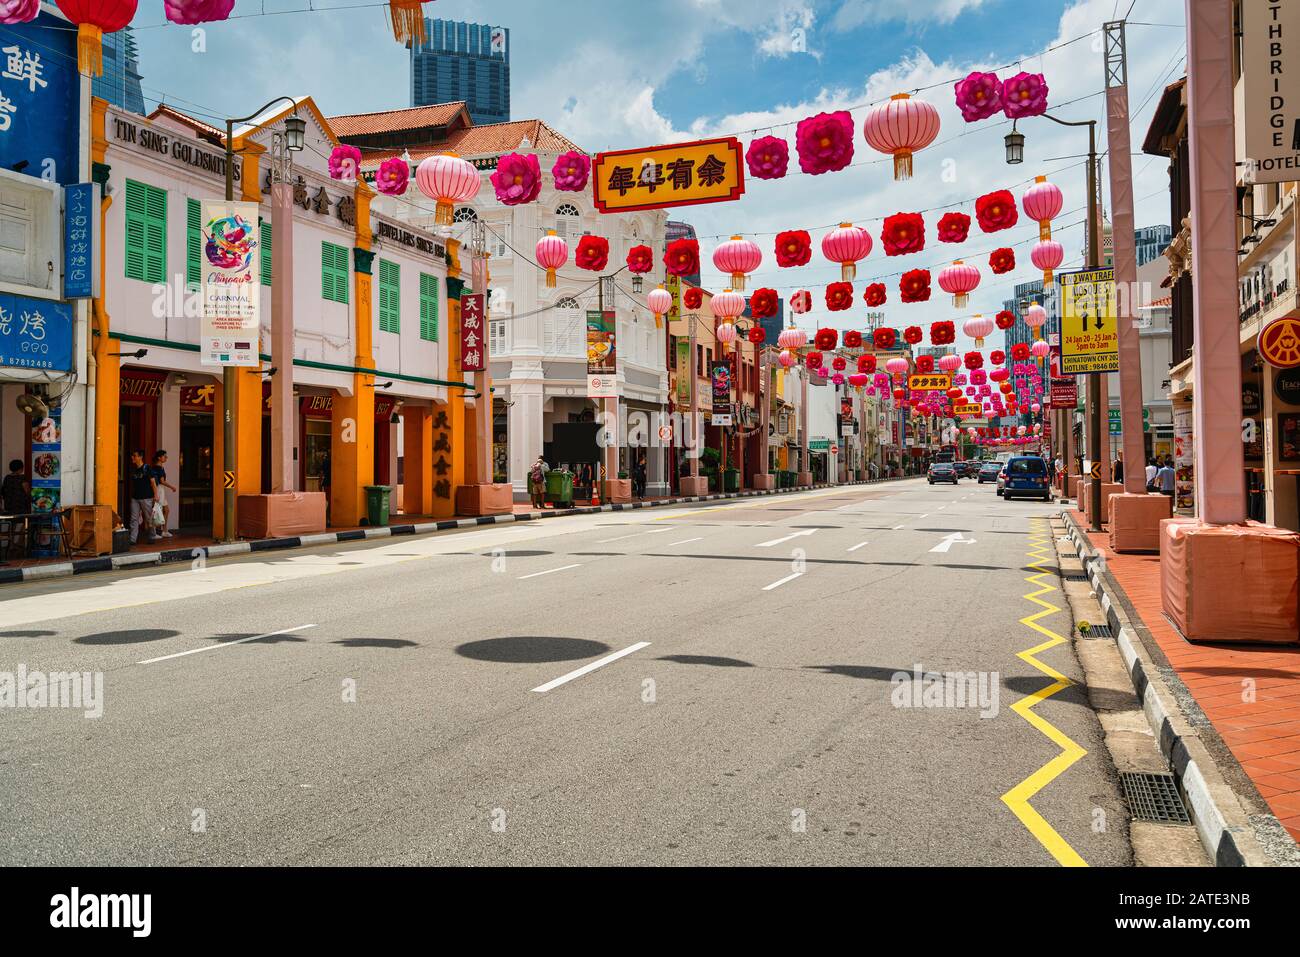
left=222, top=97, right=304, bottom=541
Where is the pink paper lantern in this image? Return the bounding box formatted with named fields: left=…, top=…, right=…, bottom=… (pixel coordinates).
left=821, top=223, right=872, bottom=282
left=710, top=289, right=746, bottom=322
left=1030, top=239, right=1064, bottom=284
left=415, top=153, right=481, bottom=224
left=715, top=322, right=738, bottom=345
left=937, top=354, right=962, bottom=373
left=712, top=236, right=762, bottom=291
left=1022, top=175, right=1063, bottom=239
left=535, top=230, right=568, bottom=288
left=937, top=260, right=981, bottom=308
left=778, top=349, right=797, bottom=368
left=885, top=357, right=910, bottom=380
left=1031, top=340, right=1051, bottom=358
left=1024, top=304, right=1047, bottom=340
left=961, top=314, right=994, bottom=347
left=646, top=285, right=673, bottom=325
left=863, top=93, right=941, bottom=181
left=778, top=327, right=806, bottom=349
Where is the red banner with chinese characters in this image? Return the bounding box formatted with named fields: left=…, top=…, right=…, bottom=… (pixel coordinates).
left=461, top=293, right=485, bottom=373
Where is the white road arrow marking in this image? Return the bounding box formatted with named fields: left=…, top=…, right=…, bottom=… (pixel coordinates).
left=755, top=528, right=819, bottom=548
left=929, top=532, right=977, bottom=554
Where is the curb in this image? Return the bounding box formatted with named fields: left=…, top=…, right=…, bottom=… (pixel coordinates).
left=0, top=477, right=912, bottom=587
left=1060, top=511, right=1300, bottom=867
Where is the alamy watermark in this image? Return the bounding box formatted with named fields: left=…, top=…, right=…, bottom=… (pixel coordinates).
left=890, top=664, right=999, bottom=719
left=0, top=665, right=103, bottom=718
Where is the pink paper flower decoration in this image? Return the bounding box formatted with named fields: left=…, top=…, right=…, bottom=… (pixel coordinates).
left=795, top=111, right=854, bottom=175
left=164, top=0, right=234, bottom=23
left=328, top=144, right=362, bottom=181
left=746, top=135, right=789, bottom=180
left=953, top=71, right=1003, bottom=122
left=551, top=150, right=590, bottom=192
left=1002, top=72, right=1049, bottom=119
left=491, top=152, right=542, bottom=206
left=375, top=157, right=409, bottom=196
left=0, top=0, right=40, bottom=24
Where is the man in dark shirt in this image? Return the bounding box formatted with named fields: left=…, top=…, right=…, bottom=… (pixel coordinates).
left=2, top=459, right=29, bottom=514
left=128, top=449, right=156, bottom=545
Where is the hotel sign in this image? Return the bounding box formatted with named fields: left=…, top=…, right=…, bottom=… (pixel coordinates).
left=1242, top=0, right=1300, bottom=184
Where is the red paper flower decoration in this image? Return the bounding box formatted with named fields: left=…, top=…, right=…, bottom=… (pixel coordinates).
left=664, top=238, right=700, bottom=277
left=825, top=282, right=854, bottom=312
left=936, top=212, right=971, bottom=244
left=683, top=286, right=704, bottom=310
left=805, top=351, right=824, bottom=369
left=975, top=190, right=1019, bottom=233
left=1011, top=342, right=1031, bottom=361
left=814, top=327, right=839, bottom=350
left=995, top=309, right=1015, bottom=330
left=857, top=354, right=877, bottom=373
left=832, top=356, right=847, bottom=371
left=774, top=229, right=812, bottom=268
left=903, top=325, right=923, bottom=345
left=930, top=320, right=955, bottom=345
left=964, top=351, right=984, bottom=370
left=843, top=330, right=863, bottom=348
left=881, top=212, right=926, bottom=256
left=795, top=110, right=855, bottom=175
left=990, top=349, right=1006, bottom=365
left=899, top=269, right=932, bottom=303
left=873, top=327, right=897, bottom=349
left=989, top=247, right=1016, bottom=275
left=916, top=355, right=935, bottom=373
left=748, top=326, right=766, bottom=344
left=749, top=287, right=778, bottom=320
left=576, top=235, right=610, bottom=271
left=863, top=283, right=887, bottom=307
left=625, top=244, right=654, bottom=274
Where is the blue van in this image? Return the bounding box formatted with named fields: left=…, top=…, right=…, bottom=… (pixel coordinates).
left=1001, top=456, right=1052, bottom=501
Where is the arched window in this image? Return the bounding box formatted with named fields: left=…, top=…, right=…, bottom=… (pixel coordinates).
left=453, top=207, right=478, bottom=223
left=554, top=203, right=580, bottom=238
left=555, top=296, right=580, bottom=310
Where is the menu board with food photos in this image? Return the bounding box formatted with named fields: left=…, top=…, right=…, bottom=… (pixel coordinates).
left=30, top=407, right=62, bottom=556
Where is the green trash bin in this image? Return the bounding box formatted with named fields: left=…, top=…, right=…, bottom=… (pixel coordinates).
left=364, top=485, right=392, bottom=526
left=723, top=468, right=740, bottom=492
left=545, top=469, right=573, bottom=507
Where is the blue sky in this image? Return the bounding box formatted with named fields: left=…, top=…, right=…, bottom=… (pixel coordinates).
left=126, top=0, right=1187, bottom=329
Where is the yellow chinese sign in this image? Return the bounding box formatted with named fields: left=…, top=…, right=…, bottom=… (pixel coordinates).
left=592, top=137, right=746, bottom=214
left=1059, top=267, right=1119, bottom=375
left=952, top=402, right=982, bottom=416
left=908, top=372, right=952, bottom=392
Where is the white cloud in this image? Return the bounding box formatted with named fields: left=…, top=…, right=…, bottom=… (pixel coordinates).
left=757, top=2, right=820, bottom=59
left=831, top=0, right=991, bottom=31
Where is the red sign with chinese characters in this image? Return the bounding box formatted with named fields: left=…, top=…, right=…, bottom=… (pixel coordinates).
left=460, top=293, right=486, bottom=372
left=1050, top=377, right=1078, bottom=409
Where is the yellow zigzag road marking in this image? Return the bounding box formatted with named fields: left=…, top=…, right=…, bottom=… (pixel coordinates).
left=1000, top=520, right=1089, bottom=867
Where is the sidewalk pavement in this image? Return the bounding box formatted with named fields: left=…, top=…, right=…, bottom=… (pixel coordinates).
left=1068, top=510, right=1300, bottom=844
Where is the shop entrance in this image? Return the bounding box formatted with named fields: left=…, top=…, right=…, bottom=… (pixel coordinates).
left=179, top=411, right=214, bottom=529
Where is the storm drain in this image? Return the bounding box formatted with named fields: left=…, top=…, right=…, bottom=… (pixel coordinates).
left=1120, top=771, right=1192, bottom=825
left=1081, top=623, right=1114, bottom=639
left=1061, top=570, right=1089, bottom=582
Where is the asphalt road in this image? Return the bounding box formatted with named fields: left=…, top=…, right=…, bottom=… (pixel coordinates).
left=0, top=477, right=1134, bottom=866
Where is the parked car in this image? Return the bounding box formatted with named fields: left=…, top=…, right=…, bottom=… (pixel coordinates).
left=978, top=461, right=1002, bottom=484
left=1001, top=455, right=1052, bottom=501
left=928, top=461, right=960, bottom=485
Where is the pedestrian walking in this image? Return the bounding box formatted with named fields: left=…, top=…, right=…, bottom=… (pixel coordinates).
left=1112, top=451, right=1124, bottom=483
left=1156, top=460, right=1176, bottom=497
left=127, top=450, right=156, bottom=545
left=529, top=456, right=550, bottom=508
left=149, top=451, right=177, bottom=539
left=1145, top=458, right=1159, bottom=492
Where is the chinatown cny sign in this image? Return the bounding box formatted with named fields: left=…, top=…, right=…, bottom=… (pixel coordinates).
left=200, top=200, right=261, bottom=367
left=592, top=137, right=746, bottom=214
left=1058, top=267, right=1119, bottom=375
left=1258, top=314, right=1300, bottom=368
left=460, top=293, right=486, bottom=372
left=907, top=372, right=952, bottom=392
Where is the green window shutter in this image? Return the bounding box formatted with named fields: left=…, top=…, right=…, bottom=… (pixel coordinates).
left=123, top=180, right=147, bottom=281
left=419, top=272, right=438, bottom=341
left=260, top=220, right=272, bottom=286
left=185, top=198, right=201, bottom=290
left=321, top=241, right=348, bottom=304
left=143, top=183, right=166, bottom=284
left=379, top=259, right=400, bottom=333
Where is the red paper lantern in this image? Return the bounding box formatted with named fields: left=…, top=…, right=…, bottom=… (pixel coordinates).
left=56, top=0, right=138, bottom=75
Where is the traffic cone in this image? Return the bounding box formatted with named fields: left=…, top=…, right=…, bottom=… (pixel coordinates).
left=590, top=485, right=601, bottom=506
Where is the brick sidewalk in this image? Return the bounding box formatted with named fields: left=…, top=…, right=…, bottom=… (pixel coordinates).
left=1070, top=510, right=1300, bottom=842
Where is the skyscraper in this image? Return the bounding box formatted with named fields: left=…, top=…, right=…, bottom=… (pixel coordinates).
left=91, top=26, right=145, bottom=115
left=410, top=20, right=510, bottom=126
left=1134, top=224, right=1173, bottom=267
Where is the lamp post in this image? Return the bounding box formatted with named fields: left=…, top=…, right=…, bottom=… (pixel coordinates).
left=1008, top=111, right=1101, bottom=526
left=222, top=97, right=304, bottom=541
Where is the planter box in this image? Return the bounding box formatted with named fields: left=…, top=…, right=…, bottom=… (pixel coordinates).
left=607, top=479, right=632, bottom=504
left=455, top=483, right=514, bottom=516
left=751, top=473, right=775, bottom=490
left=679, top=476, right=709, bottom=496
left=238, top=492, right=327, bottom=539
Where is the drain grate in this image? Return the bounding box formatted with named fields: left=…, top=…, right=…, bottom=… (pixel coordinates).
left=1061, top=571, right=1089, bottom=582
left=1120, top=771, right=1191, bottom=824
left=1082, top=623, right=1114, bottom=639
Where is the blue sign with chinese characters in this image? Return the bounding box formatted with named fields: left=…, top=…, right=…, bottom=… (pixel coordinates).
left=0, top=293, right=73, bottom=371
left=0, top=11, right=79, bottom=185
left=62, top=182, right=98, bottom=299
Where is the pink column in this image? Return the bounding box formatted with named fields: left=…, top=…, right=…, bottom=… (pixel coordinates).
left=270, top=179, right=295, bottom=492
left=1185, top=0, right=1245, bottom=523
left=1105, top=54, right=1147, bottom=495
